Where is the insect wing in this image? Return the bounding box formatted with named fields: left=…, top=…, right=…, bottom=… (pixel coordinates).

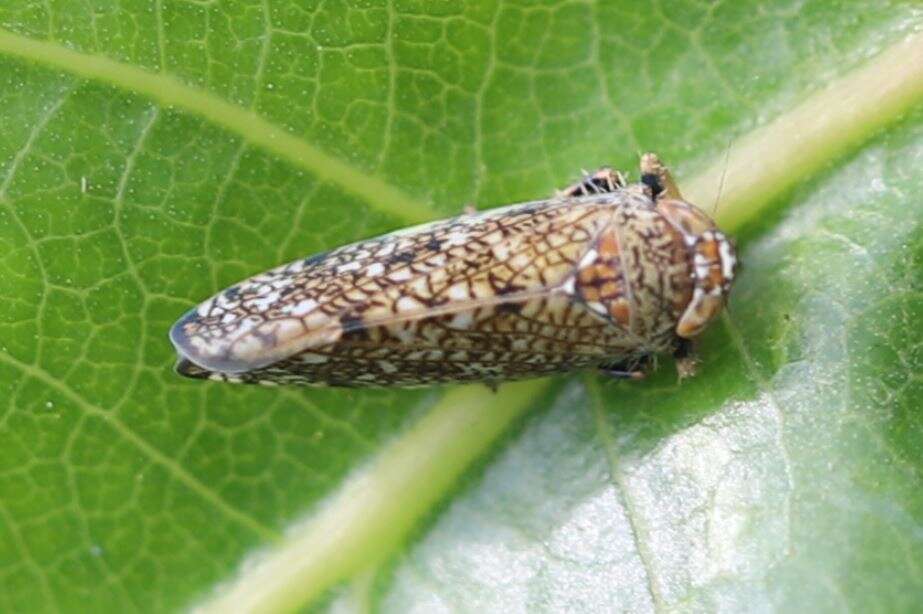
left=170, top=198, right=616, bottom=379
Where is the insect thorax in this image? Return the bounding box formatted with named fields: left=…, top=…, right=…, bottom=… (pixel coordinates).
left=571, top=202, right=694, bottom=354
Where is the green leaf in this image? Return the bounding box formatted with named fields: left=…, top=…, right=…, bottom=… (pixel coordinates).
left=0, top=2, right=921, bottom=612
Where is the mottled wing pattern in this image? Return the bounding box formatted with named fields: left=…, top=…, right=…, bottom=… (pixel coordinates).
left=172, top=153, right=740, bottom=387
left=172, top=196, right=645, bottom=386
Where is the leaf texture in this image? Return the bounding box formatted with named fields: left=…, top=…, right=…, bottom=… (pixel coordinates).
left=0, top=1, right=921, bottom=612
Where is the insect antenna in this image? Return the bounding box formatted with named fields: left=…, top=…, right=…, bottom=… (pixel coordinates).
left=712, top=138, right=733, bottom=217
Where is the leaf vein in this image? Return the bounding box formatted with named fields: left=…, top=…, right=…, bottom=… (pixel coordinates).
left=720, top=313, right=795, bottom=554
left=584, top=375, right=664, bottom=612
left=0, top=352, right=279, bottom=543
left=0, top=28, right=432, bottom=225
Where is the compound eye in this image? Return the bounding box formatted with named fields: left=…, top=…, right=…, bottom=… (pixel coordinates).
left=675, top=231, right=737, bottom=339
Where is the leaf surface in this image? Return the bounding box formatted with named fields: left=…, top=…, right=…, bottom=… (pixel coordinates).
left=0, top=1, right=921, bottom=612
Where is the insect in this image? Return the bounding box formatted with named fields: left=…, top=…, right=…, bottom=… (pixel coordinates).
left=169, top=153, right=737, bottom=387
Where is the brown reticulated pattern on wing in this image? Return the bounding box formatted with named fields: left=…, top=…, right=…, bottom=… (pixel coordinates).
left=175, top=196, right=656, bottom=386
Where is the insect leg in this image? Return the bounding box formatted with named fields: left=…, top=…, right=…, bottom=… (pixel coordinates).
left=640, top=153, right=683, bottom=201
left=673, top=337, right=700, bottom=380
left=558, top=167, right=625, bottom=198
left=174, top=357, right=211, bottom=379
left=598, top=354, right=653, bottom=380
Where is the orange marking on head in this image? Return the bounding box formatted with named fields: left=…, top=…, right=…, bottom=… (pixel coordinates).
left=600, top=281, right=620, bottom=298
left=609, top=298, right=631, bottom=327
left=578, top=267, right=595, bottom=283
left=597, top=231, right=620, bottom=259
left=700, top=240, right=720, bottom=260
left=582, top=286, right=601, bottom=301
left=595, top=263, right=619, bottom=281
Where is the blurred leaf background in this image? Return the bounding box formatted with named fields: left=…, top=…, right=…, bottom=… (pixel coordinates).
left=0, top=1, right=921, bottom=612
